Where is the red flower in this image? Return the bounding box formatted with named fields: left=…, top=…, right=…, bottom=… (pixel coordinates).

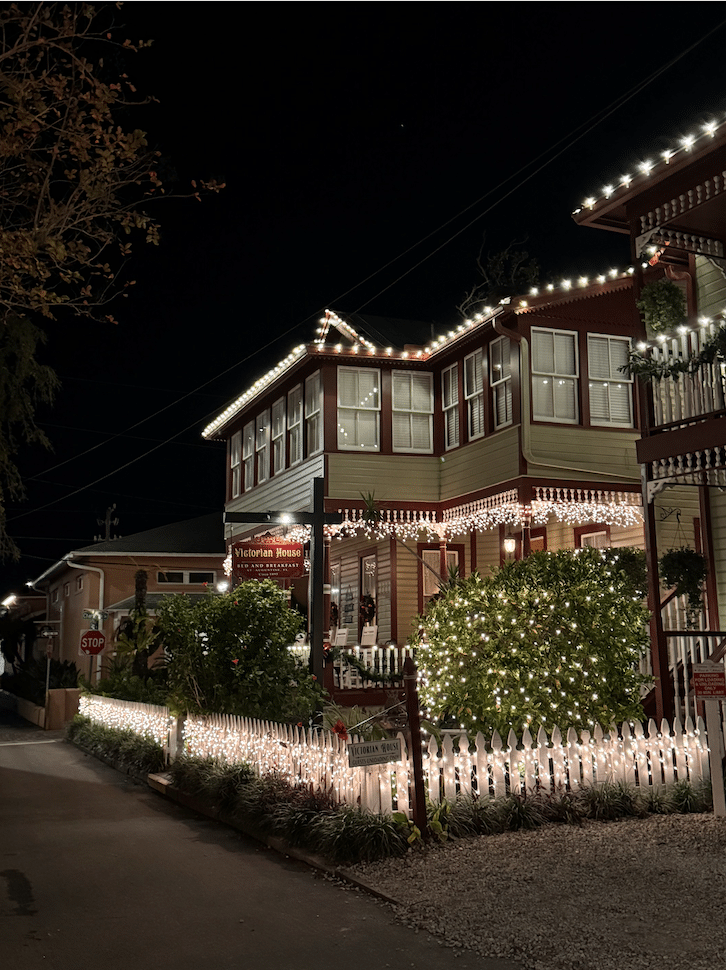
left=332, top=719, right=349, bottom=742
left=232, top=658, right=239, bottom=665
left=312, top=674, right=317, bottom=681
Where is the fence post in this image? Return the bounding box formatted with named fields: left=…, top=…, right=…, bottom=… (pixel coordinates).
left=404, top=657, right=427, bottom=837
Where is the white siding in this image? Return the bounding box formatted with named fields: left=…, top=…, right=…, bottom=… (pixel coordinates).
left=695, top=254, right=726, bottom=317
left=711, top=489, right=726, bottom=628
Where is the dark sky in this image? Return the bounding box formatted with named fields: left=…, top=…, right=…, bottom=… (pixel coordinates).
left=3, top=3, right=726, bottom=590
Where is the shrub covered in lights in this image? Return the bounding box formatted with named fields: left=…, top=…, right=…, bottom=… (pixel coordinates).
left=157, top=580, right=322, bottom=722
left=411, top=548, right=650, bottom=738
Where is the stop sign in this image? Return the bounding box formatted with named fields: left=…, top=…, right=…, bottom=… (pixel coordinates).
left=79, top=630, right=106, bottom=656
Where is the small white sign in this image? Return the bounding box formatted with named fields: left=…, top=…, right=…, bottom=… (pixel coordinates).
left=348, top=738, right=403, bottom=768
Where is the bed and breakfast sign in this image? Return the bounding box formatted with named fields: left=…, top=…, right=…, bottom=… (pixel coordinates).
left=231, top=536, right=305, bottom=582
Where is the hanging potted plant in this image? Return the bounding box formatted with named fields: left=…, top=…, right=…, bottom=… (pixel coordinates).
left=658, top=547, right=708, bottom=628
left=636, top=279, right=686, bottom=338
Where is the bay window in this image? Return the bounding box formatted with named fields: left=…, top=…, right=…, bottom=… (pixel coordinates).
left=532, top=328, right=578, bottom=423
left=442, top=363, right=459, bottom=449
left=337, top=367, right=380, bottom=450
left=588, top=335, right=633, bottom=426
left=464, top=350, right=484, bottom=439
left=392, top=371, right=433, bottom=452
left=490, top=336, right=513, bottom=429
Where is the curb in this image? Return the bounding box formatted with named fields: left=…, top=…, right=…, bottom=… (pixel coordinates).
left=146, top=771, right=399, bottom=905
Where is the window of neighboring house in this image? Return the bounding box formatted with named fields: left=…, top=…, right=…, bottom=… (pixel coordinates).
left=51, top=588, right=59, bottom=604
left=442, top=363, right=459, bottom=449
left=588, top=334, right=633, bottom=427
left=243, top=421, right=254, bottom=490
left=157, top=570, right=216, bottom=584
left=64, top=583, right=70, bottom=597
left=305, top=371, right=323, bottom=456
left=271, top=398, right=286, bottom=474
left=230, top=431, right=242, bottom=498
left=464, top=350, right=485, bottom=440
left=75, top=575, right=84, bottom=592
left=392, top=371, right=433, bottom=452
left=575, top=524, right=611, bottom=549
left=490, top=336, right=513, bottom=429
left=337, top=367, right=380, bottom=450
left=531, top=328, right=579, bottom=423
left=256, top=409, right=270, bottom=484
left=288, top=385, right=303, bottom=466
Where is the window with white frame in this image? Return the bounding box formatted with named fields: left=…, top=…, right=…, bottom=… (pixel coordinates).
left=75, top=575, right=84, bottom=593
left=392, top=371, right=433, bottom=452
left=421, top=548, right=459, bottom=599
left=305, top=371, right=323, bottom=456
left=256, top=410, right=270, bottom=483
left=531, top=328, right=578, bottom=423
left=442, top=363, right=459, bottom=449
left=52, top=588, right=59, bottom=604
left=230, top=431, right=242, bottom=498
left=288, top=385, right=303, bottom=465
left=243, top=421, right=254, bottom=490
left=490, top=336, right=513, bottom=429
left=587, top=334, right=633, bottom=427
left=271, top=398, right=286, bottom=474
left=464, top=350, right=485, bottom=439
left=337, top=367, right=380, bottom=450
left=157, top=570, right=216, bottom=585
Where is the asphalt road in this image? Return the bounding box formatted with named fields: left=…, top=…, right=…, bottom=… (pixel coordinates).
left=0, top=709, right=518, bottom=970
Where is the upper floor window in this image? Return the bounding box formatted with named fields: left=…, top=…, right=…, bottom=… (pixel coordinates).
left=588, top=335, right=633, bottom=427
left=271, top=398, right=286, bottom=474
left=230, top=431, right=242, bottom=498
left=243, top=421, right=254, bottom=491
left=337, top=367, right=380, bottom=450
left=532, top=328, right=578, bottom=424
left=392, top=371, right=433, bottom=452
left=490, top=336, right=513, bottom=429
left=52, top=588, right=59, bottom=604
left=305, top=371, right=323, bottom=456
left=288, top=385, right=303, bottom=466
left=442, top=363, right=459, bottom=449
left=464, top=351, right=484, bottom=440
left=256, top=409, right=270, bottom=484
left=75, top=575, right=84, bottom=593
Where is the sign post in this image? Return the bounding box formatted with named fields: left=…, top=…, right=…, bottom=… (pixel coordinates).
left=693, top=662, right=726, bottom=818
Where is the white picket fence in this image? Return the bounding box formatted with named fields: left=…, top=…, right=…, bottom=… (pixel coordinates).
left=79, top=696, right=716, bottom=816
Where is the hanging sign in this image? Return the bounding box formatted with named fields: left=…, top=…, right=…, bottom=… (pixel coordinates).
left=231, top=536, right=305, bottom=582
left=348, top=738, right=403, bottom=768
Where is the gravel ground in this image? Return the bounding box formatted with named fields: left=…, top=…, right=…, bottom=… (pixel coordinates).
left=347, top=813, right=726, bottom=970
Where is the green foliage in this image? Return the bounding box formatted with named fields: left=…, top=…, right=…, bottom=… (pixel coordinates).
left=157, top=580, right=322, bottom=721
left=322, top=702, right=389, bottom=741
left=625, top=323, right=726, bottom=382
left=659, top=547, right=708, bottom=625
left=636, top=279, right=687, bottom=336
left=67, top=715, right=166, bottom=775
left=412, top=548, right=651, bottom=737
left=1, top=656, right=78, bottom=706
left=87, top=652, right=169, bottom=705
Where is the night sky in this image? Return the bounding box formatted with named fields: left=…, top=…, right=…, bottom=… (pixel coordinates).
left=3, top=3, right=726, bottom=590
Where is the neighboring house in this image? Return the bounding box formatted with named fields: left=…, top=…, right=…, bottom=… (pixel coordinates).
left=30, top=514, right=226, bottom=678
left=203, top=283, right=649, bottom=652
left=573, top=113, right=726, bottom=721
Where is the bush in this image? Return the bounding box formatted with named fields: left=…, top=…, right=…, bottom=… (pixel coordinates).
left=2, top=657, right=79, bottom=706
left=157, top=580, right=323, bottom=721
left=67, top=715, right=166, bottom=775
left=412, top=548, right=651, bottom=737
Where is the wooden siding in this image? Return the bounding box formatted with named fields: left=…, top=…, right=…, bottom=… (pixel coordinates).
left=331, top=534, right=391, bottom=645
left=527, top=425, right=640, bottom=482
left=695, top=255, right=726, bottom=317
left=709, top=489, right=726, bottom=627
left=439, top=426, right=521, bottom=501
left=225, top=455, right=325, bottom=533
left=654, top=486, right=701, bottom=555
left=396, top=539, right=420, bottom=644
left=327, top=452, right=440, bottom=502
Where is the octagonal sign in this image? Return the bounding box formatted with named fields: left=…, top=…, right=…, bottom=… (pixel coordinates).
left=79, top=630, right=106, bottom=656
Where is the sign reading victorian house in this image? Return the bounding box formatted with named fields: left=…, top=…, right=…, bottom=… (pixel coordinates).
left=232, top=536, right=305, bottom=582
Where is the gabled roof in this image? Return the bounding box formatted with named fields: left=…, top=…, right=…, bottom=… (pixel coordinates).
left=32, top=514, right=225, bottom=585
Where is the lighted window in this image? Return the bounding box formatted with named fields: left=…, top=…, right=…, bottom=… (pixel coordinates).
left=490, top=336, right=513, bottom=429
left=288, top=385, right=303, bottom=466
left=337, top=367, right=380, bottom=450
left=271, top=398, right=286, bottom=474
left=242, top=421, right=254, bottom=490
left=442, top=363, right=459, bottom=449
left=305, top=371, right=323, bottom=456
left=532, top=328, right=578, bottom=423
left=230, top=431, right=242, bottom=498
left=392, top=371, right=433, bottom=452
left=588, top=335, right=633, bottom=427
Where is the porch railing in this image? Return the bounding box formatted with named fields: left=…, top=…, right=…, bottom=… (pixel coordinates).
left=648, top=326, right=725, bottom=429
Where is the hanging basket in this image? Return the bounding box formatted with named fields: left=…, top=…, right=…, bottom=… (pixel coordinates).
left=658, top=547, right=707, bottom=626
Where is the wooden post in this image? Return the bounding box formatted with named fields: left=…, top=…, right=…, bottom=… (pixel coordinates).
left=404, top=657, right=427, bottom=838
left=642, top=476, right=675, bottom=724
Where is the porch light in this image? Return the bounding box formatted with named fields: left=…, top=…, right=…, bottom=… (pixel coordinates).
left=503, top=534, right=517, bottom=556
